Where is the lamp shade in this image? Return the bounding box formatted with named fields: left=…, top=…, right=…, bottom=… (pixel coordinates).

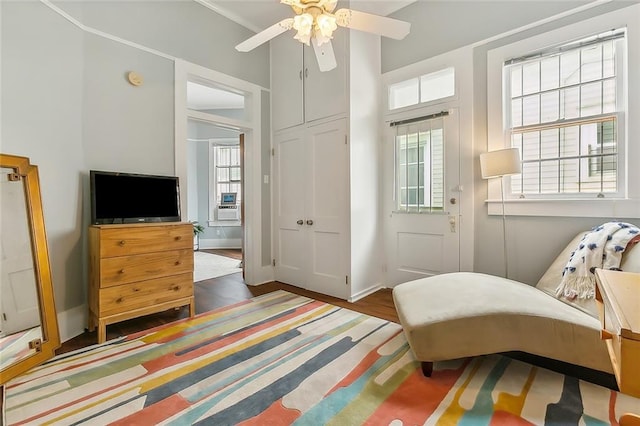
left=480, top=148, right=521, bottom=179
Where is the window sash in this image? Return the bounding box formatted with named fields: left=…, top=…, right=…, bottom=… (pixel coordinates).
left=394, top=118, right=445, bottom=213
left=510, top=115, right=618, bottom=195
left=388, top=67, right=455, bottom=111
left=503, top=32, right=624, bottom=198
left=212, top=145, right=242, bottom=206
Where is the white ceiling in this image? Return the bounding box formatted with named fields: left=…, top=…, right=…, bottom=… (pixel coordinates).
left=187, top=82, right=245, bottom=110
left=197, top=0, right=416, bottom=33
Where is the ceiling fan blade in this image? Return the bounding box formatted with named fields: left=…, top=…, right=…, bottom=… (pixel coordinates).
left=334, top=8, right=410, bottom=40
left=235, top=18, right=294, bottom=52
left=312, top=39, right=337, bottom=72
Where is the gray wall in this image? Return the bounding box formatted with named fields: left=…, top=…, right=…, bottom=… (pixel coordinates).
left=83, top=33, right=175, bottom=175
left=382, top=1, right=590, bottom=74
left=386, top=1, right=640, bottom=285
left=1, top=1, right=270, bottom=327
left=2, top=1, right=85, bottom=310
left=55, top=0, right=270, bottom=88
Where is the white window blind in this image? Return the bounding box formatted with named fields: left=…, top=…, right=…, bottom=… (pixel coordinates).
left=504, top=29, right=625, bottom=197
left=394, top=116, right=445, bottom=213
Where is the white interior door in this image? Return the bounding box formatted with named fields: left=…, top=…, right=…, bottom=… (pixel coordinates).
left=273, top=128, right=308, bottom=286
left=385, top=110, right=461, bottom=285
left=273, top=119, right=349, bottom=298
left=305, top=119, right=349, bottom=298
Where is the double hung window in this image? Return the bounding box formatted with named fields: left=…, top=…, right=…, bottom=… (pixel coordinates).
left=503, top=29, right=625, bottom=198
left=212, top=144, right=241, bottom=204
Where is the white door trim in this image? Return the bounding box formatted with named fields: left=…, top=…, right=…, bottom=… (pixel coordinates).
left=175, top=59, right=272, bottom=285
left=381, top=46, right=475, bottom=284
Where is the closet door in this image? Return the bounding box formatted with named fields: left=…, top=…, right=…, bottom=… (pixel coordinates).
left=271, top=36, right=304, bottom=131
left=273, top=119, right=349, bottom=298
left=273, top=128, right=307, bottom=286
left=303, top=31, right=347, bottom=123
left=305, top=119, right=349, bottom=298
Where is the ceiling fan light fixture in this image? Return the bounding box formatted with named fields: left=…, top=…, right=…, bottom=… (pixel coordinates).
left=316, top=13, right=337, bottom=38
left=236, top=1, right=411, bottom=73
left=293, top=13, right=314, bottom=45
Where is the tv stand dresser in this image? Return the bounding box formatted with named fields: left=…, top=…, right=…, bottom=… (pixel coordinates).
left=88, top=222, right=194, bottom=343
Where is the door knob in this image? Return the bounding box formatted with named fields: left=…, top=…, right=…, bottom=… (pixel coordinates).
left=306, top=219, right=314, bottom=225
left=297, top=219, right=304, bottom=225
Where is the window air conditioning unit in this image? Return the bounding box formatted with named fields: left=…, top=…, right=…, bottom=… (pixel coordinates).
left=217, top=192, right=239, bottom=221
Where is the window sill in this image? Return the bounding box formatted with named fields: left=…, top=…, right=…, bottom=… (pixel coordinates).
left=485, top=198, right=640, bottom=218
left=207, top=220, right=241, bottom=227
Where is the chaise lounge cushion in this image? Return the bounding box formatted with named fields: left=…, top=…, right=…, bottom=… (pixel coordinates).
left=393, top=229, right=640, bottom=374
left=393, top=272, right=612, bottom=373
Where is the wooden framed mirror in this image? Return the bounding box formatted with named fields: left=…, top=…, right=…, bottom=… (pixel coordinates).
left=0, top=154, right=60, bottom=385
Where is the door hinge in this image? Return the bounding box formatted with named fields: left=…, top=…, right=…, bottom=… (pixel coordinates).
left=272, top=259, right=276, bottom=267
left=271, top=148, right=275, bottom=156
left=2, top=313, right=6, bottom=321
left=344, top=135, right=348, bottom=145
left=345, top=275, right=349, bottom=285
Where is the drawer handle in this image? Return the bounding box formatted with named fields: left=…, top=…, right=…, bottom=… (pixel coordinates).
left=600, top=329, right=613, bottom=340
left=172, top=285, right=181, bottom=291
left=116, top=297, right=124, bottom=303
left=175, top=261, right=182, bottom=266
left=175, top=236, right=182, bottom=241
left=118, top=269, right=125, bottom=274
left=118, top=240, right=126, bottom=246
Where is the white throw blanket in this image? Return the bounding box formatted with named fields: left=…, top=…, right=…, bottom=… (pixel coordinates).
left=556, top=221, right=640, bottom=300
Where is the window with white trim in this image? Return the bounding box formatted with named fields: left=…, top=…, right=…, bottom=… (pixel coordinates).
left=211, top=144, right=241, bottom=205
left=504, top=29, right=625, bottom=198
left=215, top=146, right=242, bottom=203
left=389, top=67, right=455, bottom=110
left=394, top=116, right=445, bottom=213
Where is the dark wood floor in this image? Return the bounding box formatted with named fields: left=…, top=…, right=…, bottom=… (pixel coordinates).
left=57, top=253, right=397, bottom=355
left=57, top=252, right=616, bottom=390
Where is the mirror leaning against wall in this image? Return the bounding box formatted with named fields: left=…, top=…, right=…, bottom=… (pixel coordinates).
left=0, top=154, right=60, bottom=386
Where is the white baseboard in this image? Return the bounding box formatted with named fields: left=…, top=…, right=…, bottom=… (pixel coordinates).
left=199, top=238, right=242, bottom=249
left=246, top=265, right=275, bottom=286
left=57, top=304, right=87, bottom=343
left=348, top=283, right=384, bottom=303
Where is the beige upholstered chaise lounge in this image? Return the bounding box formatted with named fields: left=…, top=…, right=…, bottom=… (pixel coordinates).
left=393, top=230, right=640, bottom=377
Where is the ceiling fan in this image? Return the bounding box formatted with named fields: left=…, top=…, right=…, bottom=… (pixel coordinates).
left=235, top=0, right=411, bottom=72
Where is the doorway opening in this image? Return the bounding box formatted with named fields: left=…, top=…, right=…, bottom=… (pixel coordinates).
left=187, top=119, right=245, bottom=279
left=175, top=59, right=267, bottom=285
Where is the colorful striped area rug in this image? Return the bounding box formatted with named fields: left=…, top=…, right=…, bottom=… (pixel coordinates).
left=5, top=290, right=639, bottom=425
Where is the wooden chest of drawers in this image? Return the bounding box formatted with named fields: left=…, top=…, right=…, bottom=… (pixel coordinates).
left=594, top=269, right=640, bottom=397
left=595, top=268, right=640, bottom=426
left=88, top=222, right=195, bottom=343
